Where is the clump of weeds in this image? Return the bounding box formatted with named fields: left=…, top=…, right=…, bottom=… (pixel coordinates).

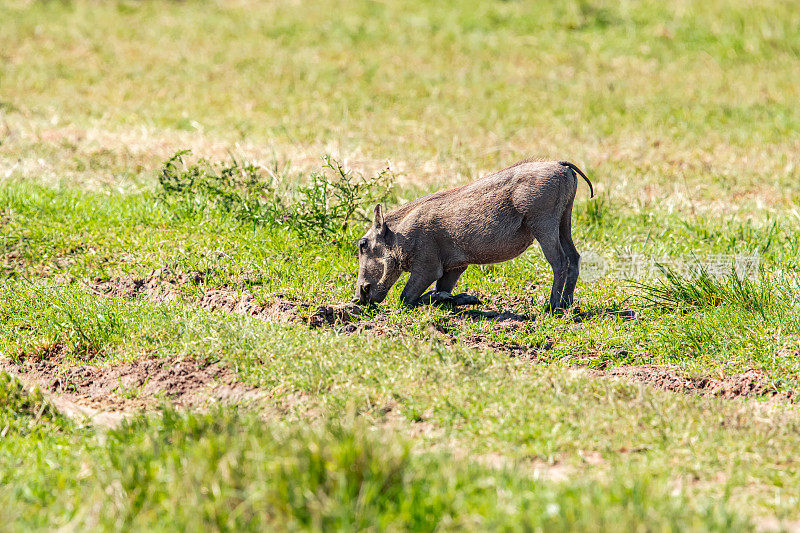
left=633, top=266, right=799, bottom=321
left=158, top=151, right=394, bottom=242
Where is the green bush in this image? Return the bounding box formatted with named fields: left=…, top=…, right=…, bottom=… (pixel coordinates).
left=157, top=151, right=394, bottom=241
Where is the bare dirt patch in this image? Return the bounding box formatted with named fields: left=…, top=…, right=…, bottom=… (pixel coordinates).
left=598, top=365, right=797, bottom=402
left=198, top=289, right=363, bottom=328
left=0, top=347, right=266, bottom=418
left=90, top=268, right=208, bottom=302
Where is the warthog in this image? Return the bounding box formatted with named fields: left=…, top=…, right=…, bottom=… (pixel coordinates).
left=354, top=159, right=594, bottom=311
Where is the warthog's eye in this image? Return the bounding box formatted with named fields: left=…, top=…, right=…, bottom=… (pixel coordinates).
left=358, top=240, right=367, bottom=254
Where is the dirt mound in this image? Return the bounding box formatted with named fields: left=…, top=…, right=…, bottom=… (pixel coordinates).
left=601, top=365, right=796, bottom=402
left=1, top=351, right=264, bottom=414
left=91, top=268, right=208, bottom=301
left=198, top=289, right=362, bottom=327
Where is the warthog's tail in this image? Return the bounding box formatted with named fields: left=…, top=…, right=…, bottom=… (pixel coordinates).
left=559, top=161, right=594, bottom=198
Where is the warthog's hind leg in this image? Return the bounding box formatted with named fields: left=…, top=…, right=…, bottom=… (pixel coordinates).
left=558, top=200, right=580, bottom=309
left=530, top=217, right=569, bottom=312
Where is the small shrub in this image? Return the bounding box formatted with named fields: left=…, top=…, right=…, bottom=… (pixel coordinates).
left=293, top=155, right=394, bottom=238
left=157, top=150, right=282, bottom=224
left=157, top=151, right=394, bottom=242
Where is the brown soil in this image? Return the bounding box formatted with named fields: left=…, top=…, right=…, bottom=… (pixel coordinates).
left=197, top=289, right=362, bottom=328
left=598, top=365, right=797, bottom=402
left=0, top=346, right=266, bottom=420
left=90, top=268, right=208, bottom=302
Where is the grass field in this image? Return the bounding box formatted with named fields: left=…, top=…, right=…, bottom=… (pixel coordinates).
left=2, top=0, right=800, bottom=530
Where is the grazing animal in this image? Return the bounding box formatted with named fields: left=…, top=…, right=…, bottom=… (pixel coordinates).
left=353, top=159, right=593, bottom=311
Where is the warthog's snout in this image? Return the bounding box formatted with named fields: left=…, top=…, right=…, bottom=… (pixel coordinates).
left=353, top=282, right=372, bottom=304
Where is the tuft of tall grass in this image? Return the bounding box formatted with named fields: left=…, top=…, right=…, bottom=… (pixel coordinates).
left=48, top=289, right=129, bottom=358
left=632, top=267, right=796, bottom=320
left=0, top=373, right=67, bottom=432
left=0, top=283, right=132, bottom=360
left=574, top=193, right=610, bottom=228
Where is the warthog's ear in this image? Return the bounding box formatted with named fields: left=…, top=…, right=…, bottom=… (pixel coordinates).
left=373, top=203, right=388, bottom=235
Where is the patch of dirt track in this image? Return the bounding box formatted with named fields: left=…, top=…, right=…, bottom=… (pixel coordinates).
left=198, top=289, right=362, bottom=328
left=91, top=268, right=208, bottom=302
left=91, top=273, right=364, bottom=328
left=598, top=365, right=798, bottom=402
left=0, top=346, right=267, bottom=423
left=84, top=273, right=799, bottom=405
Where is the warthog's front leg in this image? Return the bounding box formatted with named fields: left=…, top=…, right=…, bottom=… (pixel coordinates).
left=432, top=267, right=481, bottom=307
left=399, top=270, right=439, bottom=307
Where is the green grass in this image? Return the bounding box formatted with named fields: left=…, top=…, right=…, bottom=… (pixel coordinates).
left=2, top=0, right=800, bottom=529
left=2, top=0, right=800, bottom=209
left=2, top=277, right=800, bottom=527
left=2, top=179, right=798, bottom=379
left=0, top=378, right=754, bottom=530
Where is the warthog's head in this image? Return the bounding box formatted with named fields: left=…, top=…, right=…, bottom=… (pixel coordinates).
left=353, top=204, right=402, bottom=305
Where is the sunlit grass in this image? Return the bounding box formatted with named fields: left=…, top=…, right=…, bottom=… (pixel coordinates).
left=2, top=0, right=800, bottom=529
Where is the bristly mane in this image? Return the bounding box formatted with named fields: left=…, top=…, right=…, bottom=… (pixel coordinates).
left=386, top=157, right=550, bottom=222
left=489, top=156, right=546, bottom=176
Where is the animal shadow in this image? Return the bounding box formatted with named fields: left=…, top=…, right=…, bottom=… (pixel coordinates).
left=571, top=306, right=636, bottom=323
left=451, top=304, right=635, bottom=325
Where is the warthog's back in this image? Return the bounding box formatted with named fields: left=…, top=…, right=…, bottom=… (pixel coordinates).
left=386, top=160, right=576, bottom=267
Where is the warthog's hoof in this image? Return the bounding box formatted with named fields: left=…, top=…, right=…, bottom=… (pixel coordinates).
left=428, top=291, right=456, bottom=307
left=431, top=291, right=482, bottom=307
left=452, top=293, right=481, bottom=306
left=418, top=291, right=482, bottom=308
